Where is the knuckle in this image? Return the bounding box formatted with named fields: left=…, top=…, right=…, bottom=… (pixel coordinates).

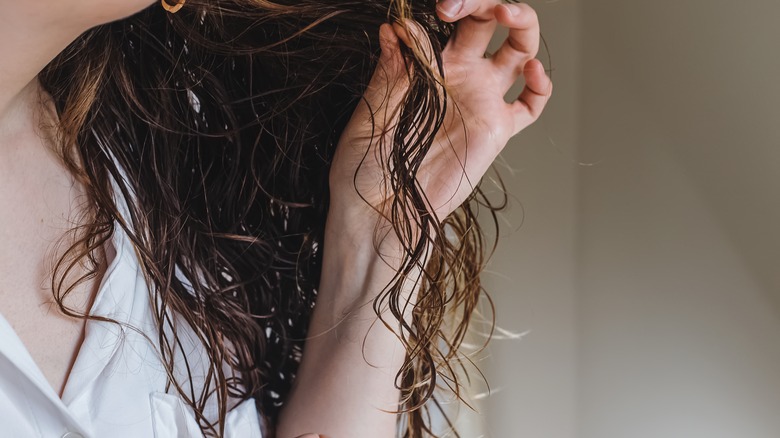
left=513, top=60, right=529, bottom=77
left=529, top=43, right=540, bottom=59
left=505, top=33, right=523, bottom=51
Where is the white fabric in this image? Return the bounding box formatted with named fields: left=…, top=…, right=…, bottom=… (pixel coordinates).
left=0, top=185, right=263, bottom=437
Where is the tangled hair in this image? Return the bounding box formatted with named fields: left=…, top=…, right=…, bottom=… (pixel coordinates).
left=39, top=0, right=506, bottom=436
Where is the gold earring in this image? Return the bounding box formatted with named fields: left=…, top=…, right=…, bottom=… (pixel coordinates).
left=161, top=0, right=186, bottom=13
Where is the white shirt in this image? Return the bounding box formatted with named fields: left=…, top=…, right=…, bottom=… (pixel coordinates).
left=0, top=184, right=263, bottom=437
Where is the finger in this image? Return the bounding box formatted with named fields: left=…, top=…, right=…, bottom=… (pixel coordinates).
left=393, top=19, right=438, bottom=70
left=510, top=58, right=552, bottom=133
left=492, top=3, right=540, bottom=81
left=440, top=0, right=500, bottom=58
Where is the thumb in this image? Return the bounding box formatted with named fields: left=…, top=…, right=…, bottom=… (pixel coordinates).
left=358, top=23, right=410, bottom=133
left=336, top=23, right=409, bottom=167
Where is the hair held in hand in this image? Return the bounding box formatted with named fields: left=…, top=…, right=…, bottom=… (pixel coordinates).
left=39, top=0, right=505, bottom=436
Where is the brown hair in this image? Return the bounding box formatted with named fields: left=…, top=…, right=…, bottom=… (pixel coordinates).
left=39, top=0, right=504, bottom=436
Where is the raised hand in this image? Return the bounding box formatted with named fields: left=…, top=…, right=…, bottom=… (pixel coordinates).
left=329, top=0, right=552, bottom=235
left=279, top=6, right=552, bottom=438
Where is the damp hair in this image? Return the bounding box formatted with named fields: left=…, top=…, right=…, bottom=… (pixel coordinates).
left=38, top=0, right=506, bottom=436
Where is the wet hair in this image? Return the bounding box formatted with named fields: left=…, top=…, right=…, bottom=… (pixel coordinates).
left=39, top=0, right=504, bottom=436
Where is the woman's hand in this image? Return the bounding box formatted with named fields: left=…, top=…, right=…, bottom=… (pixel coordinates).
left=330, top=0, right=552, bottom=232
left=278, top=3, right=550, bottom=437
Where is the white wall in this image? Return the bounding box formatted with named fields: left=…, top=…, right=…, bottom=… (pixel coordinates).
left=477, top=1, right=780, bottom=437
left=577, top=1, right=780, bottom=437
left=478, top=0, right=581, bottom=436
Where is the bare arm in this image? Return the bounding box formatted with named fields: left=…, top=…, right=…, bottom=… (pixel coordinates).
left=276, top=1, right=552, bottom=436
left=277, top=209, right=422, bottom=438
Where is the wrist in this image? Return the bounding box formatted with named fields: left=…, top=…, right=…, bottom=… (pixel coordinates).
left=325, top=196, right=437, bottom=260
left=316, top=202, right=433, bottom=324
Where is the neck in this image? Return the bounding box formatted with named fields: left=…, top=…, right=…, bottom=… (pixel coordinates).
left=0, top=12, right=81, bottom=142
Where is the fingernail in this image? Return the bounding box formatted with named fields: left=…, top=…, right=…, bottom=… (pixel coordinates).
left=437, top=0, right=463, bottom=18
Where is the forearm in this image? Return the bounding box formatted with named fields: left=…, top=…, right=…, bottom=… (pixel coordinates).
left=276, top=208, right=426, bottom=438
left=274, top=1, right=551, bottom=433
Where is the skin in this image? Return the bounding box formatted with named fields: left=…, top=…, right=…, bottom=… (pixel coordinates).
left=0, top=0, right=550, bottom=437
left=0, top=0, right=160, bottom=398
left=280, top=1, right=551, bottom=437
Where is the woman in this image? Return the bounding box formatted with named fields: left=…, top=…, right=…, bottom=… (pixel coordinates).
left=0, top=0, right=550, bottom=436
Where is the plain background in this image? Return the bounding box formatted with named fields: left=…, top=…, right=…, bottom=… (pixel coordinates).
left=460, top=0, right=780, bottom=437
